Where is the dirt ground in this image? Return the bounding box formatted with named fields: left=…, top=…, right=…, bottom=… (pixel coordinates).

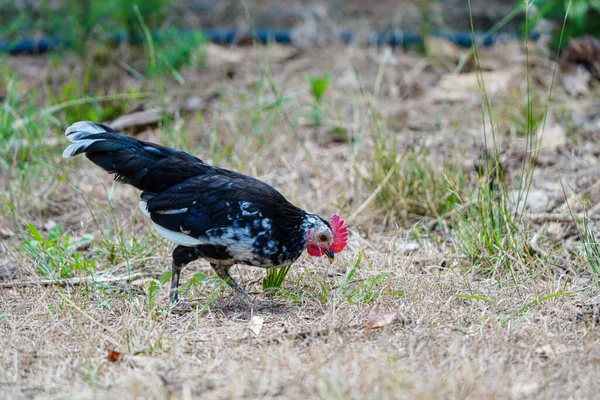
left=1, top=27, right=600, bottom=400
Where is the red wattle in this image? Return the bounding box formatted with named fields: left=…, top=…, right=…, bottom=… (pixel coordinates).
left=307, top=244, right=323, bottom=257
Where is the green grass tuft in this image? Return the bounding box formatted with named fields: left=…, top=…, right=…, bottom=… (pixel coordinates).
left=20, top=222, right=95, bottom=279
left=263, top=265, right=292, bottom=292
left=362, top=132, right=467, bottom=223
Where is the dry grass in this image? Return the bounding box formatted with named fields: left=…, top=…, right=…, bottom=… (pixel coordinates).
left=1, top=37, right=600, bottom=399
left=2, top=258, right=599, bottom=399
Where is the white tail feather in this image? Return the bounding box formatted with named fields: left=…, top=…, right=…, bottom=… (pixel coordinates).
left=65, top=121, right=109, bottom=140
left=63, top=121, right=110, bottom=158
left=62, top=139, right=103, bottom=158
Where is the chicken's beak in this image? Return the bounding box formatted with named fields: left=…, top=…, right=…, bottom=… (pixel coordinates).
left=324, top=249, right=334, bottom=264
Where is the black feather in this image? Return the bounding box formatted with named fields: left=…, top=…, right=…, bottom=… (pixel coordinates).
left=63, top=121, right=212, bottom=192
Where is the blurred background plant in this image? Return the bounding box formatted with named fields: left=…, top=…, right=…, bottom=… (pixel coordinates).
left=529, top=0, right=600, bottom=48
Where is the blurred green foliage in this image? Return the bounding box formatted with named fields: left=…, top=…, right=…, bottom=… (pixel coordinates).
left=531, top=0, right=600, bottom=46
left=1, top=0, right=167, bottom=47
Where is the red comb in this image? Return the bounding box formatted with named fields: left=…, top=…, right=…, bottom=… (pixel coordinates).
left=329, top=214, right=348, bottom=253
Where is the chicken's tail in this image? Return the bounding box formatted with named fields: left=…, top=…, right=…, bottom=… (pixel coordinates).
left=63, top=121, right=206, bottom=193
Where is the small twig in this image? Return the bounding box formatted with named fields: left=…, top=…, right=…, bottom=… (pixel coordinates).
left=0, top=272, right=159, bottom=289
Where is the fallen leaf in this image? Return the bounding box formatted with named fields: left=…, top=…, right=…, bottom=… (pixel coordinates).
left=366, top=305, right=398, bottom=329
left=248, top=315, right=264, bottom=337
left=428, top=69, right=519, bottom=102
left=107, top=349, right=123, bottom=363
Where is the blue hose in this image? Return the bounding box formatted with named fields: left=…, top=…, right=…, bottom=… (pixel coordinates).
left=0, top=28, right=537, bottom=54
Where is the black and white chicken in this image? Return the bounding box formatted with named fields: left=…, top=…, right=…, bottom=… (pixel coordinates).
left=63, top=121, right=348, bottom=305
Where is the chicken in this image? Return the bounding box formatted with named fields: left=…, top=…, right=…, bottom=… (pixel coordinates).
left=62, top=121, right=348, bottom=305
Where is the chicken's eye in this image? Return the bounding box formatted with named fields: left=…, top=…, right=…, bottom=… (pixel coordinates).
left=319, top=234, right=328, bottom=242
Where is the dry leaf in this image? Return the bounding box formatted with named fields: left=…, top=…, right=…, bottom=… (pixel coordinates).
left=428, top=69, right=518, bottom=102
left=107, top=349, right=123, bottom=363
left=366, top=305, right=398, bottom=329
left=248, top=315, right=264, bottom=337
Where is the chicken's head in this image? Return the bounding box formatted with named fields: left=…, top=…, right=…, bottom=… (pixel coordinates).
left=305, top=214, right=348, bottom=263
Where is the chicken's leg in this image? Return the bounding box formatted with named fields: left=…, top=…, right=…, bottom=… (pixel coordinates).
left=169, top=261, right=183, bottom=304
left=170, top=245, right=199, bottom=305
left=211, top=264, right=252, bottom=305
